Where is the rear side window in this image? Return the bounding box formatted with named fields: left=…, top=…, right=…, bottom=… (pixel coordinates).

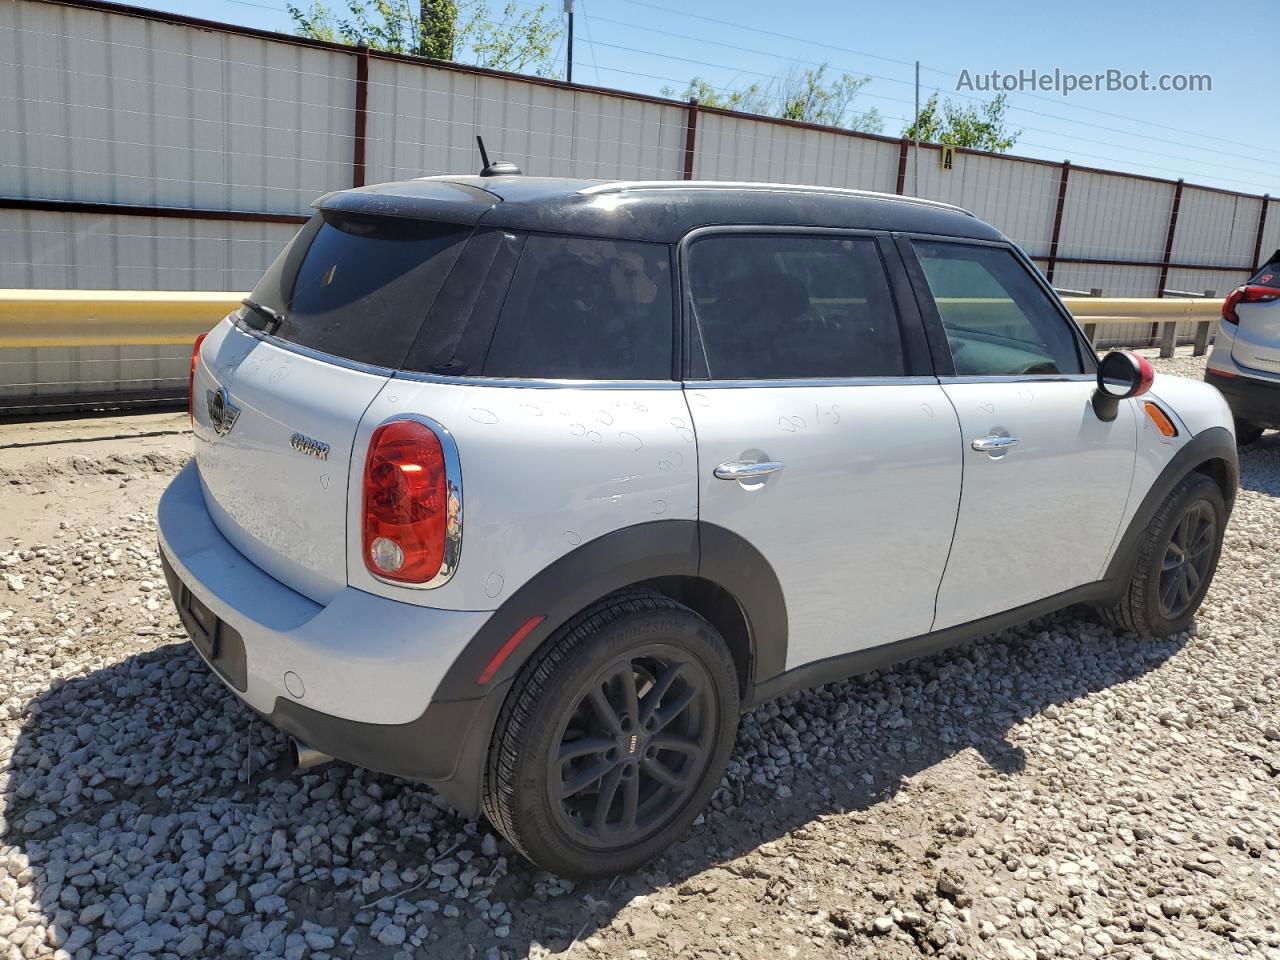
left=243, top=212, right=470, bottom=368
left=687, top=234, right=906, bottom=379
left=912, top=241, right=1084, bottom=377
left=482, top=236, right=673, bottom=380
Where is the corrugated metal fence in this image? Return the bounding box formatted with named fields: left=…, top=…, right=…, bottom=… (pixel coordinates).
left=1, top=0, right=1276, bottom=408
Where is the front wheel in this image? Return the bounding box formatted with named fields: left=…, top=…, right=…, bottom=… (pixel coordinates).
left=482, top=592, right=739, bottom=879
left=1098, top=473, right=1227, bottom=636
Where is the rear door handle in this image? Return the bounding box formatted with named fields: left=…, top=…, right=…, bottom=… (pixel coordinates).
left=714, top=460, right=785, bottom=480
left=971, top=435, right=1019, bottom=452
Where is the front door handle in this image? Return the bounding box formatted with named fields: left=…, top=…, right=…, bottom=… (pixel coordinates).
left=971, top=435, right=1019, bottom=452
left=714, top=460, right=785, bottom=481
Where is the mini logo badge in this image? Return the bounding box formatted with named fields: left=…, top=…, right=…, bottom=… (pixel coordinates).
left=206, top=387, right=241, bottom=437
left=290, top=432, right=330, bottom=461
left=628, top=734, right=639, bottom=754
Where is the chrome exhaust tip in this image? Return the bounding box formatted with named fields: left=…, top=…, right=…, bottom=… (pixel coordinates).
left=289, top=738, right=333, bottom=771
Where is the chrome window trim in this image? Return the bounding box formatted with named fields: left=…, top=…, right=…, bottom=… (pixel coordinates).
left=231, top=315, right=398, bottom=378
left=687, top=375, right=939, bottom=389
left=937, top=374, right=1096, bottom=385
left=232, top=316, right=680, bottom=390
left=363, top=413, right=463, bottom=591
left=392, top=370, right=681, bottom=390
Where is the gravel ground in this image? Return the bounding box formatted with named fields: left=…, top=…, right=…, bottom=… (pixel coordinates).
left=1, top=354, right=1278, bottom=960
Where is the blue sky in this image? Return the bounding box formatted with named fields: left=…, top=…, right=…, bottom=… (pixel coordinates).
left=162, top=0, right=1278, bottom=195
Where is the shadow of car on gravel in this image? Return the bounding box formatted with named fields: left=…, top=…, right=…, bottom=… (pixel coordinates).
left=2, top=604, right=1192, bottom=959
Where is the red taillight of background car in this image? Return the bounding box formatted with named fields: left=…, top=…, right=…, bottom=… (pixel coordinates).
left=1222, top=284, right=1280, bottom=326
left=363, top=419, right=448, bottom=583
left=188, top=333, right=208, bottom=424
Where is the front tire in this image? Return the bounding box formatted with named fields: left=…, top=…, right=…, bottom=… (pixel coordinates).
left=482, top=591, right=739, bottom=879
left=1099, top=473, right=1226, bottom=636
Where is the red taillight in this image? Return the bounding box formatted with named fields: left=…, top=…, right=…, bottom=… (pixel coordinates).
left=188, top=333, right=208, bottom=424
left=1223, top=284, right=1280, bottom=326
left=363, top=420, right=449, bottom=583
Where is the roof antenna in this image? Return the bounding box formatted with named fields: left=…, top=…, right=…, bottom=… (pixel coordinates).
left=475, top=135, right=522, bottom=178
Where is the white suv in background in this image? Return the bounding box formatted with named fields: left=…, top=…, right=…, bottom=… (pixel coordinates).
left=1206, top=251, right=1280, bottom=444
left=160, top=175, right=1238, bottom=878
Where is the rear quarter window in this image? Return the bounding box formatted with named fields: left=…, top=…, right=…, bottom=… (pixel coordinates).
left=242, top=212, right=471, bottom=369
left=481, top=235, right=674, bottom=380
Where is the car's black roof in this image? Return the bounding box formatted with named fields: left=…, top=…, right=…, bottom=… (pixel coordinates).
left=315, top=175, right=1007, bottom=244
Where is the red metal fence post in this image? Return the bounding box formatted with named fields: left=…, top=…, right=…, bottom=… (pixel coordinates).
left=352, top=44, right=370, bottom=188
left=1045, top=160, right=1070, bottom=284
left=1252, top=194, right=1270, bottom=272
left=1156, top=178, right=1184, bottom=299
left=682, top=98, right=698, bottom=181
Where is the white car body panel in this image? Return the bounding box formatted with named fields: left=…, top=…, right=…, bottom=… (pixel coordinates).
left=348, top=379, right=699, bottom=611
left=194, top=319, right=388, bottom=605
left=159, top=461, right=491, bottom=724
left=933, top=379, right=1136, bottom=628
left=1228, top=296, right=1280, bottom=373
left=1146, top=373, right=1234, bottom=438
left=1097, top=395, right=1186, bottom=580
left=686, top=380, right=963, bottom=670
left=1208, top=323, right=1280, bottom=387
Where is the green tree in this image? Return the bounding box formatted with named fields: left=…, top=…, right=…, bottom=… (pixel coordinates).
left=663, top=65, right=884, bottom=134
left=903, top=92, right=1020, bottom=152
left=288, top=0, right=561, bottom=75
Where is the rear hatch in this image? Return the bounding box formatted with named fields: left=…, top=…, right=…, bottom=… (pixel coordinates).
left=1230, top=251, right=1280, bottom=375
left=193, top=181, right=496, bottom=603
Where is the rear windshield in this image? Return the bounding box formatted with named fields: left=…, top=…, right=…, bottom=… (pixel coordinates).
left=242, top=212, right=470, bottom=368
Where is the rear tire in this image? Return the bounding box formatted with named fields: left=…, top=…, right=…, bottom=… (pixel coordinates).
left=1097, top=473, right=1226, bottom=636
left=482, top=591, right=739, bottom=879
left=1234, top=419, right=1264, bottom=446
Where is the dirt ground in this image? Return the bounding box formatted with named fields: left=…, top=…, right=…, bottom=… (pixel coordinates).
left=1, top=355, right=1278, bottom=960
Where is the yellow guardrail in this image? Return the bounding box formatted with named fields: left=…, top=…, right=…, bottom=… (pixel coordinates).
left=0, top=290, right=1221, bottom=352
left=0, top=290, right=242, bottom=348
left=1061, top=296, right=1220, bottom=324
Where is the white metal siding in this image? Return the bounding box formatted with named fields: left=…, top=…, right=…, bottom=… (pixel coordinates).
left=0, top=343, right=190, bottom=404
left=0, top=1, right=354, bottom=214
left=909, top=148, right=1059, bottom=257
left=693, top=112, right=898, bottom=192
left=0, top=209, right=298, bottom=290
left=1058, top=170, right=1174, bottom=263
left=563, top=91, right=685, bottom=180
left=1171, top=189, right=1259, bottom=270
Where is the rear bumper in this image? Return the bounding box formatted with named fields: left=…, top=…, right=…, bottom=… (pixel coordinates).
left=1205, top=369, right=1280, bottom=429
left=157, top=461, right=497, bottom=790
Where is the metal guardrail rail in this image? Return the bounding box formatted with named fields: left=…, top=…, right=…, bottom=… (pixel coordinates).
left=0, top=290, right=1223, bottom=414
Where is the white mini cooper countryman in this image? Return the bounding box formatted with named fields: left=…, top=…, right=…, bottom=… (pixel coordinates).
left=160, top=174, right=1238, bottom=878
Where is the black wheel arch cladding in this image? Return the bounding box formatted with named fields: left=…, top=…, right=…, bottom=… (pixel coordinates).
left=1103, top=425, right=1238, bottom=585
left=430, top=520, right=788, bottom=704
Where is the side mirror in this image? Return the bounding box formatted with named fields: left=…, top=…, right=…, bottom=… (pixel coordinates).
left=1092, top=350, right=1155, bottom=421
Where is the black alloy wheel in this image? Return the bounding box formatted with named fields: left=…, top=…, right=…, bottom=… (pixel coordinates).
left=483, top=591, right=739, bottom=879
left=1098, top=472, right=1227, bottom=636
left=1157, top=500, right=1217, bottom=621
left=548, top=647, right=715, bottom=849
